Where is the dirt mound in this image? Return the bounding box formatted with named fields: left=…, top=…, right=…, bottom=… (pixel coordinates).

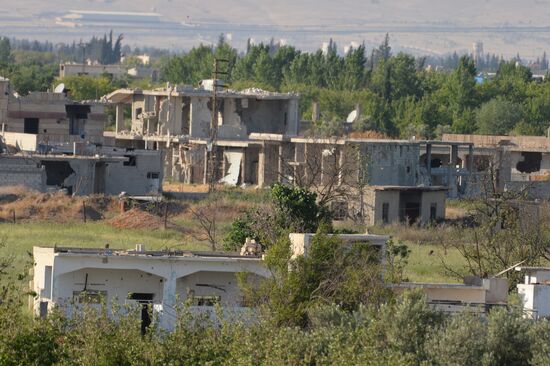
left=108, top=208, right=164, bottom=230
left=0, top=187, right=117, bottom=222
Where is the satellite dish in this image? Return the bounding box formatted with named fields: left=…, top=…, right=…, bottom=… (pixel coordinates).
left=54, top=83, right=66, bottom=93
left=346, top=110, right=358, bottom=124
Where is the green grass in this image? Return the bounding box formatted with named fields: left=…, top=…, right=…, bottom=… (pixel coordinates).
left=405, top=243, right=465, bottom=283
left=0, top=222, right=210, bottom=278
left=0, top=219, right=468, bottom=285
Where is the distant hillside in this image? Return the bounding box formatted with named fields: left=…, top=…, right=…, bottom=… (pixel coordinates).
left=2, top=0, right=550, bottom=58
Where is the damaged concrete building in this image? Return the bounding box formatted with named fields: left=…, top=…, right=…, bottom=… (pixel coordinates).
left=442, top=134, right=550, bottom=198
left=0, top=77, right=163, bottom=196
left=104, top=84, right=299, bottom=185
left=0, top=77, right=104, bottom=144
left=103, top=83, right=473, bottom=224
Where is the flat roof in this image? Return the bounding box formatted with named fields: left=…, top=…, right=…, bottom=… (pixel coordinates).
left=105, top=87, right=298, bottom=103
left=6, top=153, right=125, bottom=163
left=48, top=246, right=262, bottom=260
left=368, top=185, right=448, bottom=192
left=389, top=282, right=484, bottom=290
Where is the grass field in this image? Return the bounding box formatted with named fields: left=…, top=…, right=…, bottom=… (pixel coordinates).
left=0, top=222, right=210, bottom=279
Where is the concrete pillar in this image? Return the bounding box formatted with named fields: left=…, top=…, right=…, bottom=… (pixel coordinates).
left=312, top=102, right=320, bottom=122
left=448, top=145, right=459, bottom=198
left=426, top=143, right=432, bottom=185
left=278, top=144, right=284, bottom=183
left=115, top=104, right=125, bottom=133
left=221, top=147, right=227, bottom=179
left=258, top=145, right=266, bottom=188
left=240, top=147, right=247, bottom=184
left=161, top=270, right=177, bottom=331
left=303, top=143, right=309, bottom=184
left=203, top=148, right=209, bottom=185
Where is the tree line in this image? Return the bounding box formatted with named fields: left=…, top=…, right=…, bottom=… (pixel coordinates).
left=159, top=34, right=550, bottom=138
left=2, top=33, right=550, bottom=137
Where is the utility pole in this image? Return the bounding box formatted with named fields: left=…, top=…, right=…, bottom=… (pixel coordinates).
left=207, top=58, right=229, bottom=192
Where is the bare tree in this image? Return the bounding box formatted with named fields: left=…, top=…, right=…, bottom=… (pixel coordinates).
left=189, top=201, right=218, bottom=251
left=274, top=137, right=370, bottom=222
left=441, top=162, right=550, bottom=288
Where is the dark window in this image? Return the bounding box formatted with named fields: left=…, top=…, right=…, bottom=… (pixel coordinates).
left=430, top=203, right=437, bottom=221
left=382, top=203, right=389, bottom=224
left=193, top=295, right=221, bottom=307
left=516, top=152, right=542, bottom=173
left=123, top=155, right=137, bottom=166
left=128, top=293, right=154, bottom=303
left=406, top=166, right=411, bottom=173
left=24, top=118, right=39, bottom=134
left=147, top=172, right=160, bottom=179
left=66, top=105, right=90, bottom=136
left=331, top=201, right=348, bottom=220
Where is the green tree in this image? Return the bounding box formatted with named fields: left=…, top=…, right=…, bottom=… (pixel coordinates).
left=61, top=75, right=117, bottom=100
left=477, top=97, right=523, bottom=135
left=0, top=37, right=11, bottom=68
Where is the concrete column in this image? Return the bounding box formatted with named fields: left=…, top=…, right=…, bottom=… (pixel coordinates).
left=278, top=144, right=284, bottom=183
left=115, top=104, right=125, bottom=133
left=241, top=147, right=247, bottom=184
left=221, top=147, right=227, bottom=179
left=468, top=145, right=474, bottom=172
left=303, top=143, right=309, bottom=184
left=448, top=145, right=459, bottom=198
left=258, top=145, right=266, bottom=188
left=203, top=148, right=209, bottom=185
left=161, top=270, right=177, bottom=331
left=426, top=143, right=432, bottom=185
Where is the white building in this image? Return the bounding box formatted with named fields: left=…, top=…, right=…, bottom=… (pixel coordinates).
left=32, top=233, right=391, bottom=329
left=516, top=267, right=550, bottom=319
left=391, top=276, right=508, bottom=314
left=32, top=245, right=270, bottom=330
left=289, top=233, right=388, bottom=260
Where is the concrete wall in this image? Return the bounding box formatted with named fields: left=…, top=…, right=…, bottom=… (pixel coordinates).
left=218, top=98, right=247, bottom=139
left=443, top=133, right=550, bottom=151
left=362, top=143, right=419, bottom=186
left=242, top=99, right=291, bottom=135
left=176, top=271, right=244, bottom=307
left=55, top=268, right=165, bottom=306
left=189, top=96, right=211, bottom=138
left=1, top=132, right=38, bottom=151
left=0, top=156, right=45, bottom=191
left=364, top=190, right=400, bottom=226
left=518, top=284, right=550, bottom=318
left=33, top=247, right=270, bottom=318
left=103, top=150, right=164, bottom=195
left=420, top=191, right=446, bottom=223
left=364, top=189, right=445, bottom=226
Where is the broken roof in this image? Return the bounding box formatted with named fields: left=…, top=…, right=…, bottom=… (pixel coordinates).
left=105, top=86, right=299, bottom=104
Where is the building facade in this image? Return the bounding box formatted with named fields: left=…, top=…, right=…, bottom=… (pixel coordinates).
left=32, top=245, right=270, bottom=330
